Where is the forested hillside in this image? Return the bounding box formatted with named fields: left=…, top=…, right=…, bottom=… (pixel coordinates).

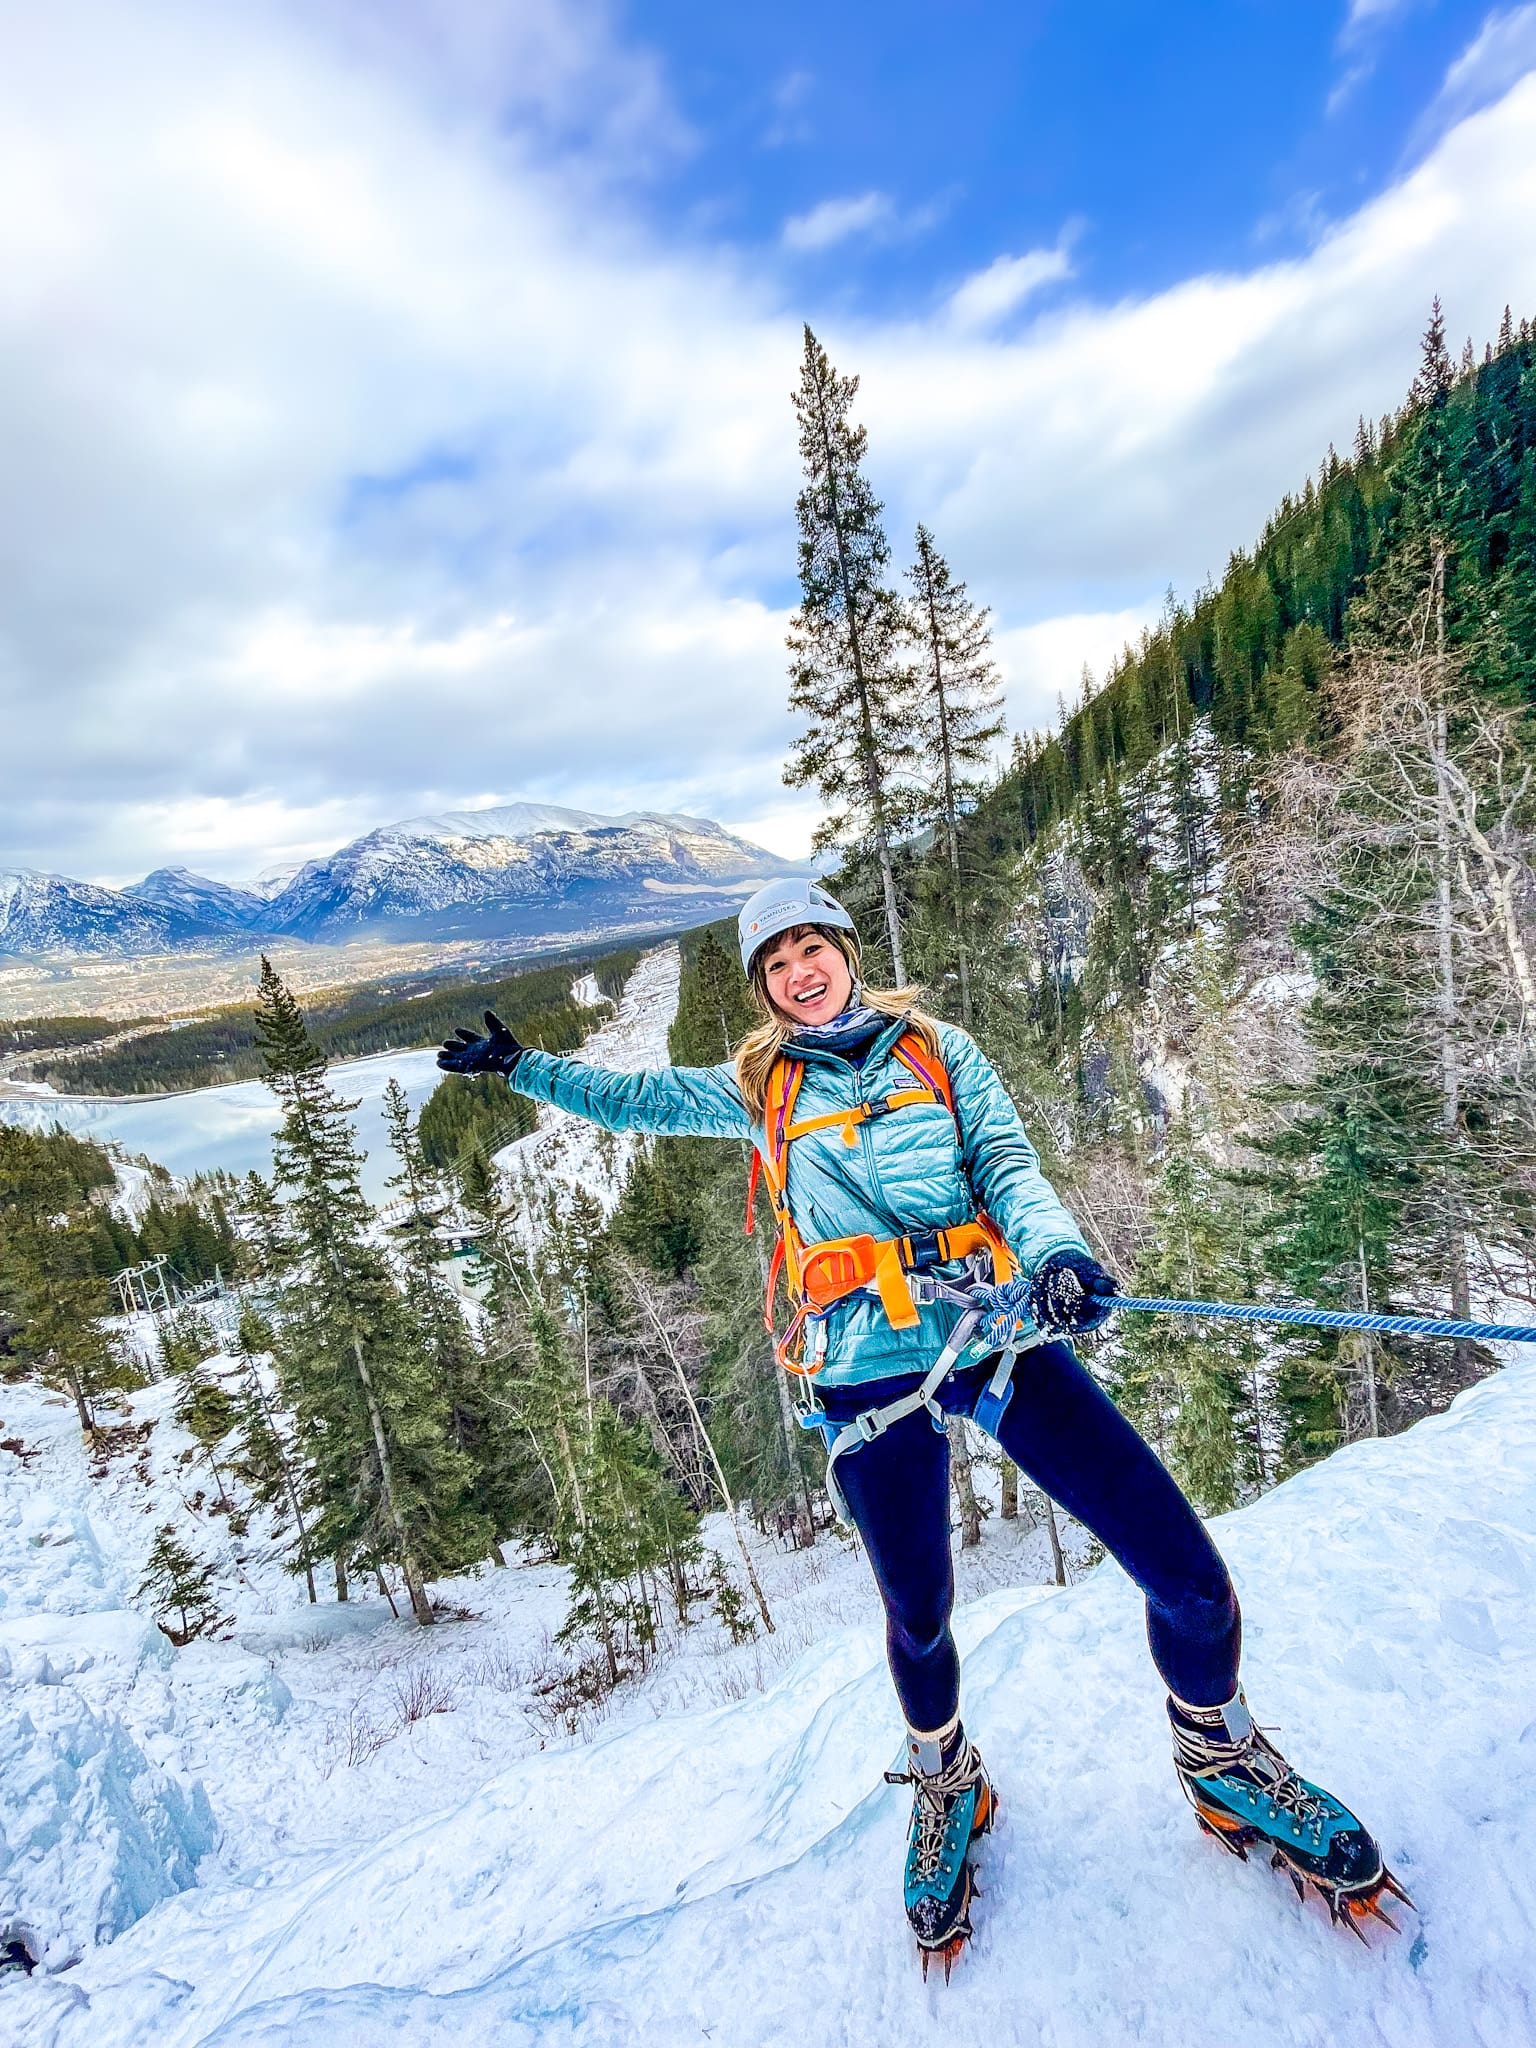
left=607, top=306, right=1536, bottom=1533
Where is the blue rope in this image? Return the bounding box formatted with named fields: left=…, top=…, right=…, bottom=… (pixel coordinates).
left=1111, top=1294, right=1536, bottom=1347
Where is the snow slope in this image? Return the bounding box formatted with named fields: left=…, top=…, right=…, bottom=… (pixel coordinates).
left=9, top=1350, right=1536, bottom=2045
left=494, top=941, right=682, bottom=1226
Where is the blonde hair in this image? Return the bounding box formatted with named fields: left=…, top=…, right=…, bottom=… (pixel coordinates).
left=733, top=922, right=943, bottom=1119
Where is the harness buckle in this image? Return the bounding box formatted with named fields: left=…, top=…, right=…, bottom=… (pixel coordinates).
left=901, top=1229, right=945, bottom=1271
left=854, top=1408, right=889, bottom=1444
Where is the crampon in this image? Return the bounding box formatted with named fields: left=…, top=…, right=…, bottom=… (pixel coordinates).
left=1191, top=1801, right=1414, bottom=1938
left=885, top=1722, right=997, bottom=1983
left=1171, top=1688, right=1415, bottom=1943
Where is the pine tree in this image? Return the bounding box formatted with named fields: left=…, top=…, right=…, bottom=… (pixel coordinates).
left=906, top=524, right=1005, bottom=1029
left=254, top=958, right=487, bottom=1624
left=229, top=1304, right=318, bottom=1603
left=138, top=1525, right=227, bottom=1645
left=785, top=326, right=918, bottom=981
left=174, top=1368, right=238, bottom=1509
left=0, top=1127, right=135, bottom=1436
left=383, top=1080, right=521, bottom=1565
left=1116, top=1122, right=1264, bottom=1512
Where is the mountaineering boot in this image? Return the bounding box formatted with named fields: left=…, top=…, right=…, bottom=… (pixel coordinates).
left=884, top=1717, right=996, bottom=1980
left=1169, top=1688, right=1413, bottom=1937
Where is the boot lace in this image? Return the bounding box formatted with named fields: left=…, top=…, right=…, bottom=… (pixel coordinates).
left=1174, top=1716, right=1329, bottom=1826
left=885, top=1742, right=985, bottom=1880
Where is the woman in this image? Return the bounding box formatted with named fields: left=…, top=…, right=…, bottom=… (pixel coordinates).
left=439, top=879, right=1402, bottom=1971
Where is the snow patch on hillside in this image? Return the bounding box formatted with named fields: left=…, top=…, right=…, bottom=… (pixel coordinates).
left=495, top=941, right=682, bottom=1226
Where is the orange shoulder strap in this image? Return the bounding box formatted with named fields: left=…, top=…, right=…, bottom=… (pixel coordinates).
left=890, top=1031, right=955, bottom=1116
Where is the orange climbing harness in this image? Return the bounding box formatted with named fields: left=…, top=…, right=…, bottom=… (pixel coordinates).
left=744, top=1031, right=1016, bottom=1376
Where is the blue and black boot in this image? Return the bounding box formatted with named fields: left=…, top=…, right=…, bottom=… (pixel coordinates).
left=884, top=1719, right=996, bottom=1980
left=1169, top=1689, right=1413, bottom=1938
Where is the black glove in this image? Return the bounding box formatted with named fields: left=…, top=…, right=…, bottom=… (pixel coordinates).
left=436, top=1010, right=524, bottom=1076
left=1028, top=1249, right=1118, bottom=1335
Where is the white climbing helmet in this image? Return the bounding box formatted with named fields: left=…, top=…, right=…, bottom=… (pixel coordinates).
left=737, top=879, right=858, bottom=977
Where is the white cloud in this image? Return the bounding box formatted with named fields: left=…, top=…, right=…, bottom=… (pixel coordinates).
left=946, top=242, right=1075, bottom=332
left=781, top=191, right=895, bottom=252
left=1344, top=0, right=1413, bottom=33
left=993, top=607, right=1165, bottom=740
left=2, top=3, right=1536, bottom=886
left=1432, top=5, right=1536, bottom=126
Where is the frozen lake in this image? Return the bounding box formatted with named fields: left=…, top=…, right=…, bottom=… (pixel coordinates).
left=0, top=1046, right=447, bottom=1202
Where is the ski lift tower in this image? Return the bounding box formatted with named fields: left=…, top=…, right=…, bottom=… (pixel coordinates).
left=113, top=1256, right=179, bottom=1319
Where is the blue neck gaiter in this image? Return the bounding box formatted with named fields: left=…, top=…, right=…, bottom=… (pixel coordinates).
left=789, top=1004, right=887, bottom=1059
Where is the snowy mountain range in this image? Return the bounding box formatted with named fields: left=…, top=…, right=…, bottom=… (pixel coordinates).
left=0, top=804, right=804, bottom=957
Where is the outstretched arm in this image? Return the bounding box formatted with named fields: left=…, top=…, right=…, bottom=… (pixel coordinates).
left=437, top=1008, right=752, bottom=1140
left=511, top=1048, right=753, bottom=1140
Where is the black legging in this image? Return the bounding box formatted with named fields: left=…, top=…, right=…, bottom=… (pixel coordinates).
left=818, top=1343, right=1241, bottom=1731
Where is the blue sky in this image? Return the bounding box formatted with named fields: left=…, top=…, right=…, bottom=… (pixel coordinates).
left=642, top=0, right=1489, bottom=299
left=2, top=0, right=1535, bottom=883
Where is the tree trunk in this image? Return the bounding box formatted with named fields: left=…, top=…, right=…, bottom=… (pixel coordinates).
left=375, top=1569, right=400, bottom=1618
left=62, top=1362, right=95, bottom=1439
left=242, top=1356, right=316, bottom=1602
left=334, top=1553, right=349, bottom=1602
left=1357, top=1234, right=1380, bottom=1441
left=624, top=1268, right=777, bottom=1634
left=999, top=1456, right=1018, bottom=1521
left=948, top=1418, right=982, bottom=1549
left=488, top=1540, right=508, bottom=1568
left=923, top=557, right=974, bottom=1031
left=1044, top=1496, right=1068, bottom=1586
left=351, top=1331, right=434, bottom=1625
left=1431, top=550, right=1473, bottom=1372
left=204, top=1447, right=232, bottom=1511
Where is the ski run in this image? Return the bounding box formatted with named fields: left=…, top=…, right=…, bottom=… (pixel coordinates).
left=3, top=950, right=1535, bottom=2046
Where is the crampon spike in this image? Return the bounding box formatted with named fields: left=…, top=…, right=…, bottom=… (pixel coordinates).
left=919, top=1931, right=970, bottom=1985
left=1380, top=1869, right=1415, bottom=1911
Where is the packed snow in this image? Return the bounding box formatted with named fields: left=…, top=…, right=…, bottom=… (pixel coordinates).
left=5, top=1345, right=1536, bottom=2042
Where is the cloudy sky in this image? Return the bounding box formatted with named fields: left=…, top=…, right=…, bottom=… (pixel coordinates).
left=4, top=0, right=1536, bottom=885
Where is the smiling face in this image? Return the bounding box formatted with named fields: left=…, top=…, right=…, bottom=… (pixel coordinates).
left=759, top=925, right=855, bottom=1029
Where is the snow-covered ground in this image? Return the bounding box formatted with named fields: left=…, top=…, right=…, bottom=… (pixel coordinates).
left=7, top=936, right=1535, bottom=2043
left=6, top=1343, right=1536, bottom=2043
left=494, top=942, right=682, bottom=1226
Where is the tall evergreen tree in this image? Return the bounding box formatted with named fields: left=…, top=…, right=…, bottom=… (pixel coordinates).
left=0, top=1127, right=133, bottom=1435
left=785, top=326, right=917, bottom=981
left=229, top=1304, right=318, bottom=1603
left=383, top=1079, right=521, bottom=1565
left=906, top=524, right=1005, bottom=1028
left=254, top=958, right=487, bottom=1624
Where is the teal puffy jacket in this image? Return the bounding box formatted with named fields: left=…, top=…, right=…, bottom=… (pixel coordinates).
left=510, top=1014, right=1090, bottom=1388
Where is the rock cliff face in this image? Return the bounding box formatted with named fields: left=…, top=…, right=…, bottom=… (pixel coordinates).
left=1, top=806, right=803, bottom=957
